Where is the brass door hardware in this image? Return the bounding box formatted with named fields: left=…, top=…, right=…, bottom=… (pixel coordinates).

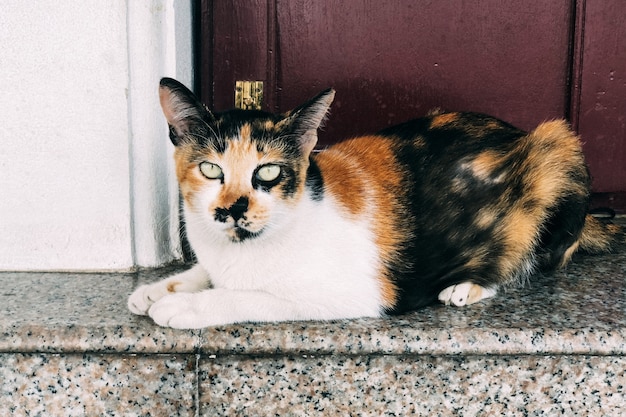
left=235, top=81, right=263, bottom=110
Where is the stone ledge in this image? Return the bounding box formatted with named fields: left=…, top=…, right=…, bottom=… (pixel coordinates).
left=1, top=250, right=625, bottom=357
left=2, top=237, right=625, bottom=416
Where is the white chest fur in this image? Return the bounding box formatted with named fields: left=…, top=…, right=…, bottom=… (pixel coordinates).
left=184, top=193, right=384, bottom=318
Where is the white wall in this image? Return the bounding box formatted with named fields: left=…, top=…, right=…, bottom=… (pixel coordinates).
left=0, top=1, right=193, bottom=271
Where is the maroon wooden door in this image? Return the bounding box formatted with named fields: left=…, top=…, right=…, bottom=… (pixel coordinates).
left=572, top=0, right=626, bottom=207
left=197, top=0, right=626, bottom=210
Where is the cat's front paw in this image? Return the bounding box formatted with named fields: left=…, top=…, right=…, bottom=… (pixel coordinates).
left=128, top=283, right=170, bottom=316
left=149, top=293, right=212, bottom=329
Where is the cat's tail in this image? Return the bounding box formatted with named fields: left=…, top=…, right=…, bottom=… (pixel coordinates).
left=577, top=214, right=625, bottom=254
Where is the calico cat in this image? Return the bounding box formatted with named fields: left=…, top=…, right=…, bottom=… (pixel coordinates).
left=128, top=77, right=622, bottom=329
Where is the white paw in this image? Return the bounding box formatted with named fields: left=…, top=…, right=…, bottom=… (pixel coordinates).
left=438, top=283, right=473, bottom=306
left=149, top=293, right=211, bottom=329
left=128, top=283, right=169, bottom=316
left=438, top=282, right=497, bottom=306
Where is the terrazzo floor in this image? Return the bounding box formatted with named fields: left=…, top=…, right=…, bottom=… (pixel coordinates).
left=1, top=241, right=625, bottom=415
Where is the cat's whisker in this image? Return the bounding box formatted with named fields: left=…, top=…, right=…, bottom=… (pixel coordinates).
left=200, top=120, right=221, bottom=143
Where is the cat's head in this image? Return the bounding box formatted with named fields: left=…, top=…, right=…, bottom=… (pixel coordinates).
left=158, top=77, right=335, bottom=243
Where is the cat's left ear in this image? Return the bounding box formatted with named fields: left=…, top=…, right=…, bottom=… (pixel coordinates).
left=279, top=88, right=335, bottom=155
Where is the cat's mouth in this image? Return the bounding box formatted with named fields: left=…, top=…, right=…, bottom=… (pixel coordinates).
left=228, top=226, right=262, bottom=242
left=213, top=208, right=265, bottom=242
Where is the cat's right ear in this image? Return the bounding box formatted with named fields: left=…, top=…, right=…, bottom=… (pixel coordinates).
left=159, top=77, right=215, bottom=145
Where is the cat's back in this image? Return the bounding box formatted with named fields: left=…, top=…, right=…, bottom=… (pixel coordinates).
left=310, top=111, right=588, bottom=311
left=377, top=111, right=526, bottom=155
left=312, top=111, right=526, bottom=197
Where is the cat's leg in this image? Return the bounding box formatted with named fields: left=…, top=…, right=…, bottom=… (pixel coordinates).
left=438, top=282, right=498, bottom=307
left=128, top=264, right=210, bottom=315
left=148, top=288, right=350, bottom=329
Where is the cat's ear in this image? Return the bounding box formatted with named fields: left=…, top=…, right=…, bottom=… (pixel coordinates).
left=159, top=77, right=215, bottom=145
left=279, top=88, right=335, bottom=155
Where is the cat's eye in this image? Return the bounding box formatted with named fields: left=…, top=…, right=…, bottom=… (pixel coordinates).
left=199, top=162, right=223, bottom=179
left=256, top=165, right=281, bottom=183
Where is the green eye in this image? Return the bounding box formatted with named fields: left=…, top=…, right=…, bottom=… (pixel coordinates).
left=199, top=162, right=223, bottom=179
left=256, top=165, right=281, bottom=182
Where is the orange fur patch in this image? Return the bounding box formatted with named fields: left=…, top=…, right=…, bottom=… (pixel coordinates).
left=497, top=120, right=587, bottom=278
left=474, top=208, right=498, bottom=230
left=314, top=136, right=404, bottom=308
left=263, top=120, right=275, bottom=131
left=560, top=241, right=580, bottom=267
left=577, top=215, right=620, bottom=254
left=467, top=284, right=485, bottom=304
left=225, top=134, right=258, bottom=161
left=430, top=112, right=460, bottom=128
left=167, top=281, right=181, bottom=293
left=499, top=207, right=539, bottom=276
left=239, top=123, right=252, bottom=141
left=468, top=151, right=505, bottom=182
left=525, top=123, right=585, bottom=212
left=484, top=120, right=503, bottom=130
left=215, top=138, right=258, bottom=208
left=174, top=147, right=205, bottom=206
left=314, top=149, right=367, bottom=217
left=377, top=272, right=399, bottom=309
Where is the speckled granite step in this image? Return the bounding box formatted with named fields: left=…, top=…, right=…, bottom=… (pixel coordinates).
left=1, top=249, right=625, bottom=416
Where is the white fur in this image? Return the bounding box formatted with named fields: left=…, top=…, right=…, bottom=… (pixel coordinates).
left=128, top=189, right=384, bottom=328
left=438, top=282, right=498, bottom=306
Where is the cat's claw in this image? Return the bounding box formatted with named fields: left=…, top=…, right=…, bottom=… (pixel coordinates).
left=128, top=284, right=169, bottom=316
left=438, top=282, right=497, bottom=306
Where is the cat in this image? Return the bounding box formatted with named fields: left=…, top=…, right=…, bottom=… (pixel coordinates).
left=128, top=77, right=623, bottom=329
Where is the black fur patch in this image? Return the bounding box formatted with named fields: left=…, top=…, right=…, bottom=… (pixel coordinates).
left=305, top=158, right=324, bottom=201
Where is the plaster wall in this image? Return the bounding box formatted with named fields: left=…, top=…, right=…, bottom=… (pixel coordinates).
left=0, top=1, right=192, bottom=271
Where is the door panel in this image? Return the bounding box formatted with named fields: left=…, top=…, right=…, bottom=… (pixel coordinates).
left=198, top=0, right=626, bottom=205
left=198, top=0, right=271, bottom=110
left=277, top=0, right=572, bottom=146
left=575, top=0, right=626, bottom=192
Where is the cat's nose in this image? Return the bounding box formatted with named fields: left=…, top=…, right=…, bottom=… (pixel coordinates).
left=228, top=197, right=249, bottom=221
